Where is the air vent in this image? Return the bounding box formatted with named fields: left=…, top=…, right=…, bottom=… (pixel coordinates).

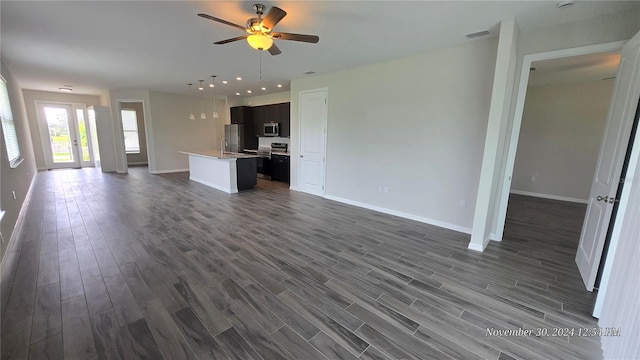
left=304, top=71, right=315, bottom=75
left=530, top=67, right=537, bottom=71
left=465, top=30, right=490, bottom=39
left=602, top=76, right=616, bottom=81
left=557, top=1, right=576, bottom=9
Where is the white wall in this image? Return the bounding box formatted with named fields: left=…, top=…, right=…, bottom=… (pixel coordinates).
left=290, top=39, right=498, bottom=233
left=1, top=63, right=38, bottom=262
left=147, top=90, right=225, bottom=173
left=22, top=89, right=102, bottom=169
left=512, top=80, right=614, bottom=201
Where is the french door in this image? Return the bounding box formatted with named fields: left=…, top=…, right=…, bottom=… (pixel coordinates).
left=37, top=102, right=94, bottom=169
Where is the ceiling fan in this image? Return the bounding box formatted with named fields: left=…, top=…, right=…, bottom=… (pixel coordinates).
left=198, top=3, right=319, bottom=56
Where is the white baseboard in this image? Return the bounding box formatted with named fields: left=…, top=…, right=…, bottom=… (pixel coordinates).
left=323, top=194, right=472, bottom=234
left=149, top=168, right=189, bottom=174
left=510, top=190, right=588, bottom=204
left=1, top=172, right=36, bottom=267
left=467, top=242, right=486, bottom=252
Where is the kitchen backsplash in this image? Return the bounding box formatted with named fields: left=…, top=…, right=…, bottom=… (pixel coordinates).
left=258, top=137, right=290, bottom=148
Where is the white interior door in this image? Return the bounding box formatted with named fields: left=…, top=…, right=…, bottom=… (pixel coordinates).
left=576, top=30, right=640, bottom=291
left=37, top=102, right=82, bottom=169
left=298, top=89, right=328, bottom=196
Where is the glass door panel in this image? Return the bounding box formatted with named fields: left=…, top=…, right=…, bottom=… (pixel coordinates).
left=75, top=108, right=94, bottom=167
left=38, top=103, right=81, bottom=169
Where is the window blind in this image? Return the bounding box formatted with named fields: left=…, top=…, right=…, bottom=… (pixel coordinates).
left=0, top=76, right=21, bottom=167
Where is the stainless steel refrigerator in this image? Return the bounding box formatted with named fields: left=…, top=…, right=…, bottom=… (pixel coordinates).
left=224, top=124, right=244, bottom=153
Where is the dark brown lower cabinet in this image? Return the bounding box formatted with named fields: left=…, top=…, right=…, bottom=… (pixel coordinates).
left=271, top=154, right=290, bottom=184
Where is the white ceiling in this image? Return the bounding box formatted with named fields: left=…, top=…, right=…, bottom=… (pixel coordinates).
left=2, top=1, right=638, bottom=98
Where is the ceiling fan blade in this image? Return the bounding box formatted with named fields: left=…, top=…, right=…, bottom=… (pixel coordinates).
left=261, top=6, right=287, bottom=31
left=198, top=13, right=246, bottom=31
left=272, top=32, right=319, bottom=43
left=268, top=43, right=282, bottom=56
left=214, top=35, right=249, bottom=45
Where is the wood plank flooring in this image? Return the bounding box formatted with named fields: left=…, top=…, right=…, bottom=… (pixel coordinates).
left=1, top=168, right=602, bottom=359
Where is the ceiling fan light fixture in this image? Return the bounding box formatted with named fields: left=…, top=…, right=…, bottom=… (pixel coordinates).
left=247, top=34, right=273, bottom=50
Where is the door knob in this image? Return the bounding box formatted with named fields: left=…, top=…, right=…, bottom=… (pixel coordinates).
left=300, top=155, right=304, bottom=158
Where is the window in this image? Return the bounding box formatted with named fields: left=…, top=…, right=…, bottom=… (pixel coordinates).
left=121, top=109, right=140, bottom=154
left=0, top=76, right=22, bottom=168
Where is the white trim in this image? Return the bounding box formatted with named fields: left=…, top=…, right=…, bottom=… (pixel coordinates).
left=189, top=176, right=237, bottom=194
left=289, top=186, right=299, bottom=191
left=509, top=190, right=588, bottom=204
left=493, top=40, right=626, bottom=242
left=149, top=168, right=189, bottom=174
left=324, top=194, right=472, bottom=235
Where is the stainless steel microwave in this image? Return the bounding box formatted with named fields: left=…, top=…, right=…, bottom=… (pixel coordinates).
left=264, top=122, right=279, bottom=137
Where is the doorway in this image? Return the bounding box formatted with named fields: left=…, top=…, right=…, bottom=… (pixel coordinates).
left=120, top=102, right=148, bottom=166
left=503, top=50, right=621, bottom=291
left=36, top=101, right=94, bottom=169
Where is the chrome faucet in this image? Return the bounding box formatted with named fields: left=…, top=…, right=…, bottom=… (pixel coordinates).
left=221, top=139, right=227, bottom=155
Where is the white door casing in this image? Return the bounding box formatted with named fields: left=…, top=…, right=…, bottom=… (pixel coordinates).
left=494, top=41, right=626, bottom=245
left=36, top=102, right=82, bottom=169
left=576, top=31, right=640, bottom=291
left=298, top=89, right=328, bottom=196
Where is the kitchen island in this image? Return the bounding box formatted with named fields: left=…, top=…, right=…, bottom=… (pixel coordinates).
left=180, top=150, right=258, bottom=193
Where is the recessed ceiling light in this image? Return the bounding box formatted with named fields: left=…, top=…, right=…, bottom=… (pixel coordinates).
left=277, top=84, right=282, bottom=88
left=236, top=77, right=242, bottom=81
left=235, top=92, right=240, bottom=95
left=222, top=80, right=228, bottom=84
left=247, top=90, right=252, bottom=93
left=209, top=84, right=214, bottom=88
left=59, top=87, right=72, bottom=92
left=261, top=87, right=266, bottom=91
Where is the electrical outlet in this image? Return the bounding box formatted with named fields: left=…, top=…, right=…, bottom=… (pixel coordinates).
left=459, top=200, right=467, bottom=208
left=12, top=191, right=16, bottom=200
left=382, top=186, right=389, bottom=194
left=530, top=176, right=535, bottom=182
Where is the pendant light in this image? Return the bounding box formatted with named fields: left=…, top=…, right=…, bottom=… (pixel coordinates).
left=187, top=83, right=195, bottom=120
left=210, top=75, right=219, bottom=119
left=198, top=80, right=206, bottom=120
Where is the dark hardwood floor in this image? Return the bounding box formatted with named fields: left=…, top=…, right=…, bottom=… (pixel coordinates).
left=1, top=168, right=601, bottom=359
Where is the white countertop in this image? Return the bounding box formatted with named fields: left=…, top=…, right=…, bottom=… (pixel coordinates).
left=180, top=150, right=258, bottom=160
